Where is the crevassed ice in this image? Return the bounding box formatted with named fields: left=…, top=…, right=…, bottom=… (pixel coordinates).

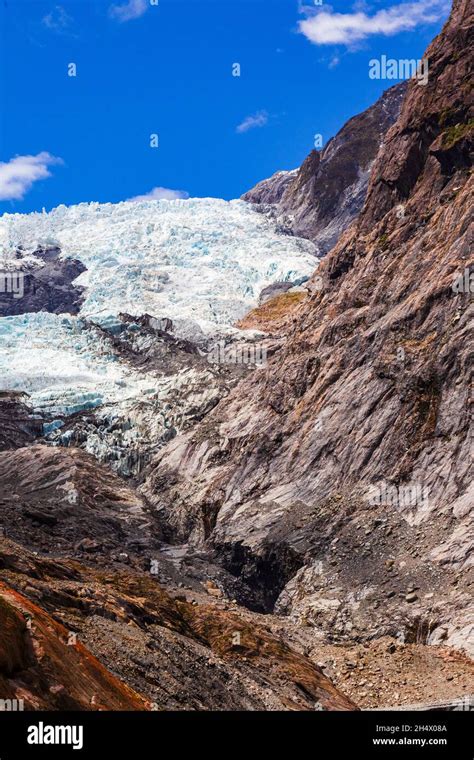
left=0, top=312, right=161, bottom=416
left=0, top=197, right=318, bottom=420
left=0, top=198, right=317, bottom=336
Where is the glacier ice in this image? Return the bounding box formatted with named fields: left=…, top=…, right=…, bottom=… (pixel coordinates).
left=0, top=311, right=161, bottom=417
left=0, top=197, right=317, bottom=337
left=0, top=197, right=318, bottom=467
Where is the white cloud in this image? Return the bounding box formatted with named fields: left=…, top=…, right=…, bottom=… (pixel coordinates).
left=298, top=0, right=449, bottom=47
left=0, top=153, right=63, bottom=201
left=109, top=0, right=148, bottom=23
left=236, top=111, right=269, bottom=134
left=128, top=187, right=189, bottom=202
left=42, top=5, right=73, bottom=33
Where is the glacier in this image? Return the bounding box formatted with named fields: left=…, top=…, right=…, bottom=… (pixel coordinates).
left=0, top=197, right=318, bottom=469
left=0, top=198, right=317, bottom=338
left=0, top=311, right=160, bottom=415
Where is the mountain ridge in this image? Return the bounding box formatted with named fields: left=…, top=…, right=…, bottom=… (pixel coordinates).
left=242, top=81, right=407, bottom=254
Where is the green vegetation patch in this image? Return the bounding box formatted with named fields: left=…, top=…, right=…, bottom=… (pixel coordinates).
left=442, top=119, right=474, bottom=148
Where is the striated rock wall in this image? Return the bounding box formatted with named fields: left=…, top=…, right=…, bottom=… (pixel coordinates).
left=143, top=0, right=473, bottom=653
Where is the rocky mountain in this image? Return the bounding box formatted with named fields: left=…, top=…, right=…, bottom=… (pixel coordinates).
left=0, top=187, right=358, bottom=710
left=0, top=0, right=473, bottom=713
left=142, top=0, right=473, bottom=671
left=242, top=82, right=407, bottom=255
left=242, top=169, right=298, bottom=205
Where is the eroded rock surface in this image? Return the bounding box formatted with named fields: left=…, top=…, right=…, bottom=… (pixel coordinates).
left=0, top=538, right=357, bottom=711
left=0, top=579, right=147, bottom=710
left=143, top=0, right=474, bottom=657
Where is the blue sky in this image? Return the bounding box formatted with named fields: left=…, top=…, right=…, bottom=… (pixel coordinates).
left=0, top=0, right=450, bottom=214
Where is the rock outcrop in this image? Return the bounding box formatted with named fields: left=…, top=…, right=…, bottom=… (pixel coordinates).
left=0, top=580, right=147, bottom=710
left=0, top=247, right=85, bottom=317
left=0, top=444, right=157, bottom=555
left=0, top=536, right=357, bottom=711
left=242, top=170, right=298, bottom=205
left=0, top=392, right=43, bottom=451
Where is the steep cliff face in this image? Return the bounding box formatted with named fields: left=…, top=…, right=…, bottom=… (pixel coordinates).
left=144, top=0, right=473, bottom=654
left=242, top=82, right=407, bottom=254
